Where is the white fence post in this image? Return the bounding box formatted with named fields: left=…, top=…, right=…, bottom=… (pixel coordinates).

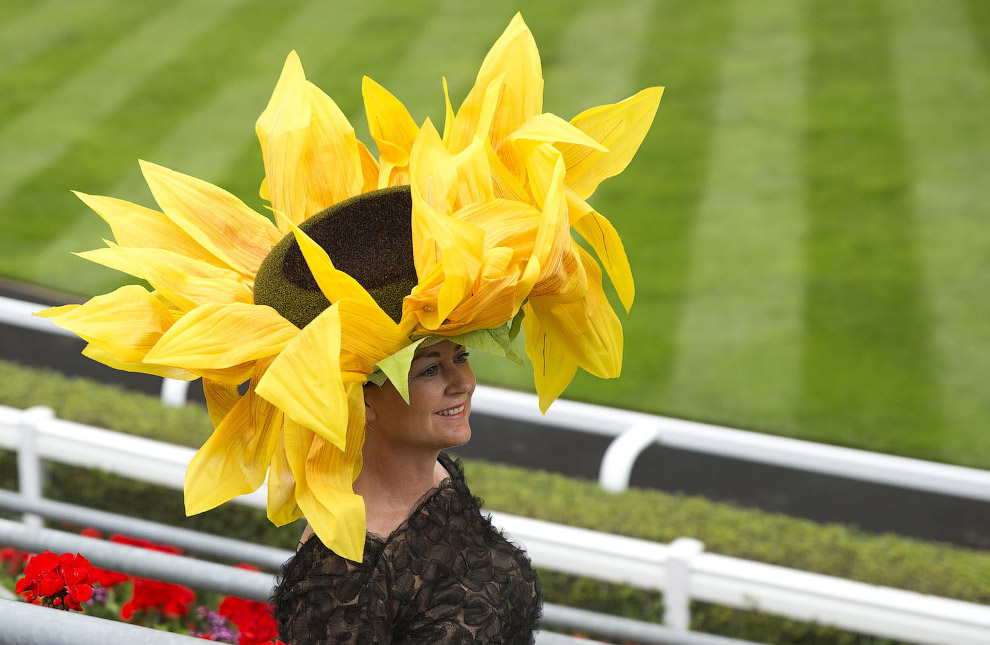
left=160, top=378, right=190, bottom=407
left=599, top=422, right=661, bottom=492
left=664, top=537, right=705, bottom=630
left=17, top=405, right=53, bottom=528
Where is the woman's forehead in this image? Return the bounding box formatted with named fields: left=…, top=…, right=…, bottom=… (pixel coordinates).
left=413, top=339, right=463, bottom=359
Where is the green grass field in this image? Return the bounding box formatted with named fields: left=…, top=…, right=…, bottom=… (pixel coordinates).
left=1, top=0, right=989, bottom=468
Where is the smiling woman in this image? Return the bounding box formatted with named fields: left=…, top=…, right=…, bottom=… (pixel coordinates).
left=276, top=340, right=545, bottom=643
left=37, top=11, right=661, bottom=644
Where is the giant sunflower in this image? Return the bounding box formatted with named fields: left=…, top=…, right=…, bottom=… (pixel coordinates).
left=38, top=13, right=662, bottom=560
left=402, top=13, right=664, bottom=411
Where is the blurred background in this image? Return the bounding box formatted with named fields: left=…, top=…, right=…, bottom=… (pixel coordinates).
left=2, top=1, right=990, bottom=642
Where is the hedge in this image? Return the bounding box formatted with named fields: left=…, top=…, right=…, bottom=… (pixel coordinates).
left=1, top=359, right=986, bottom=643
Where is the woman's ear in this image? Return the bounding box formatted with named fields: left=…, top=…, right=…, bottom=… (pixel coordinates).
left=363, top=385, right=378, bottom=423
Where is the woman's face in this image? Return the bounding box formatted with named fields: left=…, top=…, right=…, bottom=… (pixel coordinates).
left=364, top=340, right=475, bottom=452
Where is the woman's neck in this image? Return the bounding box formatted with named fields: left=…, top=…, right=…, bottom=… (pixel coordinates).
left=353, top=434, right=447, bottom=534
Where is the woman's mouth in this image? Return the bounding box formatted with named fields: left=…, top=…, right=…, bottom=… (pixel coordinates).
left=436, top=403, right=466, bottom=418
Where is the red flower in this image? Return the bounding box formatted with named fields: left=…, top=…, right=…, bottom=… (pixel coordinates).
left=219, top=595, right=278, bottom=645
left=91, top=565, right=130, bottom=589
left=1, top=547, right=30, bottom=576
left=72, top=528, right=129, bottom=589
left=110, top=534, right=182, bottom=555
left=14, top=551, right=95, bottom=612
left=110, top=534, right=195, bottom=621
left=120, top=577, right=196, bottom=621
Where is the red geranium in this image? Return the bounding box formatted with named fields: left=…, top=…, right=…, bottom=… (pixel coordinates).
left=218, top=596, right=278, bottom=645
left=77, top=527, right=130, bottom=589
left=15, top=551, right=95, bottom=611
left=218, top=565, right=278, bottom=645
left=121, top=576, right=196, bottom=620
left=111, top=534, right=195, bottom=621
left=1, top=547, right=30, bottom=576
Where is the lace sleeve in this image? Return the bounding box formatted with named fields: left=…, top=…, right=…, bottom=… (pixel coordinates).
left=273, top=537, right=393, bottom=644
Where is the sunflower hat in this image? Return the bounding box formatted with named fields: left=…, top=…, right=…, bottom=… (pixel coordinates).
left=39, top=14, right=663, bottom=561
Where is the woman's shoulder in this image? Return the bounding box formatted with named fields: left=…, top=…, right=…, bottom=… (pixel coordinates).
left=437, top=451, right=466, bottom=485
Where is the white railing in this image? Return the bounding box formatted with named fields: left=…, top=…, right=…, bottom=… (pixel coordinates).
left=3, top=294, right=990, bottom=500
left=2, top=405, right=989, bottom=644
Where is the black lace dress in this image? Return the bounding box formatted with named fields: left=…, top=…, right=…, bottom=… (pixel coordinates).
left=272, top=454, right=542, bottom=644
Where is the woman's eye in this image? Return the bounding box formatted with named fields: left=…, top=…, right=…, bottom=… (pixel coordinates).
left=419, top=365, right=439, bottom=377
left=455, top=352, right=470, bottom=363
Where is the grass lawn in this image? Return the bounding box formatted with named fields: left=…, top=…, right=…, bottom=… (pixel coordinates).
left=1, top=0, right=989, bottom=468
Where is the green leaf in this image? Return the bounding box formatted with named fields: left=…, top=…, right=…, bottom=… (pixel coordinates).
left=447, top=320, right=524, bottom=366
left=375, top=338, right=428, bottom=404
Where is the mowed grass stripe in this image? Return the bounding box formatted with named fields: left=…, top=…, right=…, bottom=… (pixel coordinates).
left=0, top=0, right=248, bottom=280
left=343, top=1, right=546, bottom=148
left=800, top=0, right=943, bottom=455
left=0, top=0, right=122, bottom=78
left=966, top=0, right=990, bottom=72
left=0, top=2, right=166, bottom=139
left=540, top=0, right=736, bottom=409
left=34, top=0, right=392, bottom=296
left=887, top=0, right=990, bottom=468
left=540, top=0, right=656, bottom=115
left=664, top=0, right=807, bottom=431
left=14, top=0, right=298, bottom=295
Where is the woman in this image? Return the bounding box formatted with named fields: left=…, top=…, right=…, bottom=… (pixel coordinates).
left=42, top=12, right=660, bottom=644
left=273, top=340, right=543, bottom=643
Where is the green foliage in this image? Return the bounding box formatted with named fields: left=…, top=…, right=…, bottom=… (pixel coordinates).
left=0, top=360, right=211, bottom=447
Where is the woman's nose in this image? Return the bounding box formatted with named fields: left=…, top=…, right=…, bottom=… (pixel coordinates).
left=447, top=363, right=476, bottom=395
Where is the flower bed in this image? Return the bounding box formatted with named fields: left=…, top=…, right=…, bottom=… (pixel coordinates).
left=1, top=528, right=278, bottom=644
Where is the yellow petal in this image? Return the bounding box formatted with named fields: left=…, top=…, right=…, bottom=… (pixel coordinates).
left=409, top=122, right=486, bottom=323
left=295, top=382, right=367, bottom=561
left=357, top=140, right=380, bottom=194
left=452, top=137, right=495, bottom=209
left=412, top=200, right=486, bottom=326
left=34, top=303, right=78, bottom=319
left=203, top=378, right=240, bottom=427
left=257, top=51, right=309, bottom=227
left=266, top=430, right=302, bottom=526
left=302, top=80, right=365, bottom=213
left=288, top=223, right=379, bottom=309
left=77, top=243, right=252, bottom=310
left=568, top=189, right=634, bottom=312
left=187, top=363, right=256, bottom=387
left=523, top=302, right=579, bottom=413
left=185, top=358, right=283, bottom=515
left=528, top=246, right=623, bottom=379
left=255, top=304, right=348, bottom=450
left=73, top=191, right=222, bottom=268
left=140, top=160, right=280, bottom=278
left=145, top=302, right=298, bottom=370
left=45, top=285, right=176, bottom=364
left=521, top=151, right=568, bottom=292
left=441, top=77, right=455, bottom=145
left=504, top=112, right=607, bottom=151
left=487, top=144, right=530, bottom=202
left=557, top=86, right=664, bottom=199
left=532, top=244, right=589, bottom=304
left=285, top=416, right=366, bottom=562
left=409, top=119, right=458, bottom=216
left=81, top=344, right=197, bottom=381
left=363, top=76, right=418, bottom=168
left=450, top=13, right=543, bottom=153
left=455, top=198, right=540, bottom=253
left=337, top=297, right=412, bottom=374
